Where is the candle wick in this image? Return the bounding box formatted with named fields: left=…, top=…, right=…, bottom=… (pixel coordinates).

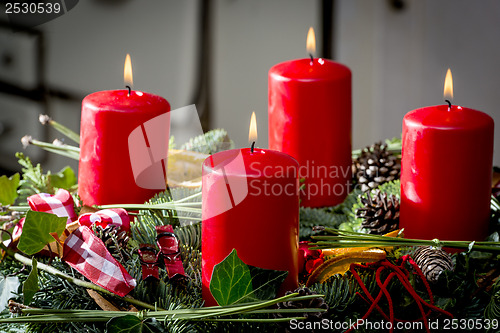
left=126, top=85, right=132, bottom=96
left=309, top=54, right=314, bottom=65
left=445, top=99, right=452, bottom=110
left=250, top=142, right=255, bottom=153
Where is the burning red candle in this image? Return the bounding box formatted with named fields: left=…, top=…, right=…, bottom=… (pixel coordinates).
left=400, top=69, right=494, bottom=241
left=79, top=54, right=170, bottom=205
left=268, top=27, right=352, bottom=207
left=202, top=113, right=299, bottom=306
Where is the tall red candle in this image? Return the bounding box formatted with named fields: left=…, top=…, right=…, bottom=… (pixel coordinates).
left=400, top=101, right=494, bottom=241
left=201, top=146, right=299, bottom=306
left=79, top=89, right=170, bottom=205
left=268, top=28, right=351, bottom=207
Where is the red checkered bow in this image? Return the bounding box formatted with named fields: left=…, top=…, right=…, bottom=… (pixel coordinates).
left=27, top=189, right=77, bottom=224
left=78, top=208, right=130, bottom=232
left=13, top=189, right=77, bottom=241
left=63, top=226, right=136, bottom=297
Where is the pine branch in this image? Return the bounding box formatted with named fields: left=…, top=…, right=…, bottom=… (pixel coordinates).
left=180, top=128, right=234, bottom=154
left=0, top=293, right=324, bottom=324
left=16, top=152, right=49, bottom=203
left=311, top=228, right=500, bottom=253
left=299, top=207, right=345, bottom=239
left=0, top=242, right=159, bottom=311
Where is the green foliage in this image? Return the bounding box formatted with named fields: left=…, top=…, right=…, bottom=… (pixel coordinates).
left=22, top=258, right=38, bottom=305
left=17, top=211, right=67, bottom=255
left=16, top=152, right=49, bottom=203
left=485, top=279, right=500, bottom=320
left=385, top=136, right=402, bottom=147
left=133, top=189, right=201, bottom=246
left=299, top=188, right=363, bottom=240
left=107, top=315, right=167, bottom=333
left=175, top=222, right=202, bottom=251
left=0, top=173, right=19, bottom=205
left=310, top=271, right=378, bottom=322
left=47, top=166, right=77, bottom=191
left=179, top=244, right=202, bottom=290
left=180, top=128, right=234, bottom=154
left=0, top=257, right=105, bottom=333
left=375, top=179, right=401, bottom=198
left=209, top=249, right=288, bottom=306
left=132, top=191, right=180, bottom=246
left=16, top=152, right=77, bottom=204
left=299, top=207, right=345, bottom=239
left=432, top=252, right=497, bottom=320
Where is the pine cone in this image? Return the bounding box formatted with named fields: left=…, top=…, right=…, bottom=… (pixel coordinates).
left=356, top=190, right=399, bottom=234
left=413, top=246, right=453, bottom=283
left=93, top=225, right=130, bottom=263
left=353, top=142, right=400, bottom=192
left=275, top=287, right=328, bottom=329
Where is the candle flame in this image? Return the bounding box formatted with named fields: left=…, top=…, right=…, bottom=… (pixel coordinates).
left=124, top=53, right=133, bottom=87
left=249, top=112, right=257, bottom=143
left=306, top=27, right=316, bottom=55
left=443, top=68, right=453, bottom=100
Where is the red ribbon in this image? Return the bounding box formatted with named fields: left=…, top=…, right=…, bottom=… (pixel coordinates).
left=63, top=226, right=136, bottom=297
left=156, top=225, right=186, bottom=279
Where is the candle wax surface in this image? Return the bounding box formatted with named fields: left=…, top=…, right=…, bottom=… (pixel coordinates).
left=201, top=148, right=300, bottom=306
left=79, top=90, right=170, bottom=206
left=269, top=58, right=352, bottom=207
left=400, top=104, right=494, bottom=241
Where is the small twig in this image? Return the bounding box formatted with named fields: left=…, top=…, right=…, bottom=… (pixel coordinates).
left=39, top=114, right=80, bottom=144
left=22, top=136, right=80, bottom=160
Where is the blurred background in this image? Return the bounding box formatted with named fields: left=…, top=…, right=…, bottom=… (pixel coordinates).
left=0, top=0, right=498, bottom=176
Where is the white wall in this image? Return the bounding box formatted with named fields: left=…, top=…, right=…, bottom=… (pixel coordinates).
left=42, top=0, right=199, bottom=108
left=212, top=0, right=321, bottom=149
left=1, top=0, right=498, bottom=171
left=336, top=0, right=500, bottom=166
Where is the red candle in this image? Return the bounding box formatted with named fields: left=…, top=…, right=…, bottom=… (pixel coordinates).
left=400, top=70, right=494, bottom=241
left=78, top=55, right=170, bottom=205
left=268, top=28, right=352, bottom=207
left=202, top=115, right=299, bottom=306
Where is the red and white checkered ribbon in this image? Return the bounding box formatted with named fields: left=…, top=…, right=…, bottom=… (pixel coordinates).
left=63, top=226, right=136, bottom=297
left=27, top=189, right=77, bottom=224
left=13, top=189, right=77, bottom=239
left=78, top=208, right=130, bottom=232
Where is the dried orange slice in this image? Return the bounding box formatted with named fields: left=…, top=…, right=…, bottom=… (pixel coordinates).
left=306, top=248, right=386, bottom=286
left=321, top=229, right=402, bottom=257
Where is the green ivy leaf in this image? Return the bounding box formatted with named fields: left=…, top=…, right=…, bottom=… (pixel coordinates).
left=209, top=249, right=288, bottom=306
left=48, top=166, right=77, bottom=190
left=22, top=257, right=38, bottom=305
left=0, top=173, right=20, bottom=205
left=17, top=211, right=67, bottom=255
left=247, top=265, right=289, bottom=301
left=106, top=315, right=167, bottom=333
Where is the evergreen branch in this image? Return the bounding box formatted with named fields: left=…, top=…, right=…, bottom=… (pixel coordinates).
left=310, top=228, right=500, bottom=252
left=180, top=128, right=234, bottom=155
left=0, top=242, right=159, bottom=311
left=0, top=293, right=325, bottom=324
left=100, top=202, right=202, bottom=215
left=39, top=114, right=81, bottom=144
